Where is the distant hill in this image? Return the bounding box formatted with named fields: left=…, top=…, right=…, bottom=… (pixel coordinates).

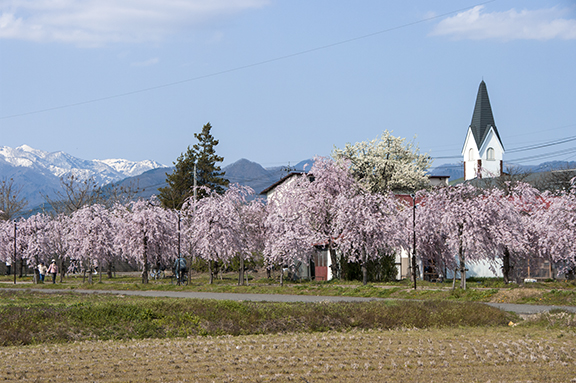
left=6, top=142, right=574, bottom=218
left=114, top=158, right=316, bottom=202
left=429, top=160, right=576, bottom=181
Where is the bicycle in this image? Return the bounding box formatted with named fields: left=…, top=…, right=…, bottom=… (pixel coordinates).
left=171, top=270, right=188, bottom=285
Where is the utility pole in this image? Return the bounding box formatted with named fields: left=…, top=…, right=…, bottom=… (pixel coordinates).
left=13, top=220, right=17, bottom=285
left=193, top=162, right=197, bottom=212
left=410, top=194, right=417, bottom=290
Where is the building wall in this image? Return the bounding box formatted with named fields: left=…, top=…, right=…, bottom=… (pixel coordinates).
left=462, top=127, right=504, bottom=180
left=478, top=128, right=504, bottom=178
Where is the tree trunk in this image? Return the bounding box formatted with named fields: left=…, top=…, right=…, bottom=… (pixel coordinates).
left=33, top=255, right=39, bottom=284
left=59, top=258, right=65, bottom=283
left=107, top=261, right=113, bottom=279
left=98, top=259, right=102, bottom=283
left=209, top=260, right=214, bottom=285
left=142, top=234, right=149, bottom=284
left=502, top=247, right=511, bottom=284
left=361, top=262, right=368, bottom=286
left=459, top=258, right=466, bottom=290
left=88, top=258, right=93, bottom=284
left=452, top=269, right=457, bottom=291
left=280, top=266, right=284, bottom=287
left=238, top=255, right=244, bottom=286
left=458, top=223, right=466, bottom=290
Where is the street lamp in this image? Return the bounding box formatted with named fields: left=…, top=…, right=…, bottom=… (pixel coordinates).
left=410, top=194, right=417, bottom=290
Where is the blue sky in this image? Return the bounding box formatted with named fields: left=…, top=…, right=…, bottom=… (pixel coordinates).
left=1, top=0, right=575, bottom=169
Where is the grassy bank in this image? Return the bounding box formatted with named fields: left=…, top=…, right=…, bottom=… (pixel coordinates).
left=0, top=290, right=518, bottom=347
left=2, top=272, right=576, bottom=306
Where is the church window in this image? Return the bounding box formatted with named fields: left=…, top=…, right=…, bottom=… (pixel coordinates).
left=487, top=147, right=495, bottom=161
left=468, top=148, right=474, bottom=161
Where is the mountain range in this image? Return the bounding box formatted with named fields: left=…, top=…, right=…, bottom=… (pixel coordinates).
left=1, top=144, right=574, bottom=216
left=430, top=161, right=576, bottom=181
left=0, top=145, right=312, bottom=213
left=0, top=145, right=167, bottom=208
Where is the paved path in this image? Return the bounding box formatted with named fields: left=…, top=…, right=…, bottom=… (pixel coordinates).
left=3, top=287, right=576, bottom=315
left=3, top=288, right=382, bottom=303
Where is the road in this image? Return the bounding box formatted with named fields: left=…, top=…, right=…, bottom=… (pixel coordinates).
left=3, top=287, right=576, bottom=315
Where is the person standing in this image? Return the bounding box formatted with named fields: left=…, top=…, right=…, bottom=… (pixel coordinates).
left=47, top=260, right=58, bottom=284
left=38, top=262, right=47, bottom=283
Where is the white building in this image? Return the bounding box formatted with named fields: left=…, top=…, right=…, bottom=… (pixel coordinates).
left=462, top=81, right=505, bottom=180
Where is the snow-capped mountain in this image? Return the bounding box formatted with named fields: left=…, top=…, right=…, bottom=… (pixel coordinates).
left=0, top=144, right=168, bottom=208
left=0, top=145, right=167, bottom=185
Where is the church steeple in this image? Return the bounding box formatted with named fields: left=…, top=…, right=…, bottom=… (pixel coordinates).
left=469, top=80, right=503, bottom=150
left=462, top=80, right=505, bottom=181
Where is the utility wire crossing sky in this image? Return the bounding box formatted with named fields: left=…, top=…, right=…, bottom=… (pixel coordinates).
left=0, top=0, right=575, bottom=168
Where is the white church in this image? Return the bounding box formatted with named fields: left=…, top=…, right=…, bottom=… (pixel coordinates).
left=462, top=81, right=505, bottom=180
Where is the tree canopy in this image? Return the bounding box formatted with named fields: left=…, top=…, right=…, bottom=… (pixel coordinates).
left=159, top=122, right=229, bottom=209
left=332, top=130, right=432, bottom=194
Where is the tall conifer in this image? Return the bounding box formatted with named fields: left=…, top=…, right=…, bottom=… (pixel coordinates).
left=159, top=123, right=228, bottom=209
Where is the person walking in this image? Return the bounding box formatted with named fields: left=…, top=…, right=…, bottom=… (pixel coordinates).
left=38, top=262, right=47, bottom=283
left=173, top=256, right=187, bottom=285
left=47, top=260, right=58, bottom=284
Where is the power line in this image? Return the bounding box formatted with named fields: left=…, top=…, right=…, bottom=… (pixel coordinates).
left=0, top=0, right=497, bottom=121
left=506, top=135, right=576, bottom=154
left=506, top=147, right=576, bottom=164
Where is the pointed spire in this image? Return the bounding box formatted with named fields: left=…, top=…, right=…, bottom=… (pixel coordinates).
left=469, top=81, right=503, bottom=149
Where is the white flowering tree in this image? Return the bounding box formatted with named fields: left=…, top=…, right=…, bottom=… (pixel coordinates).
left=332, top=130, right=432, bottom=193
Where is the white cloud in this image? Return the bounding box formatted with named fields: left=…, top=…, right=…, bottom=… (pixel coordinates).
left=431, top=5, right=576, bottom=41
left=0, top=0, right=270, bottom=46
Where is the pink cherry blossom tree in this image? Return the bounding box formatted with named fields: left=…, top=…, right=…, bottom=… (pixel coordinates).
left=114, top=197, right=177, bottom=284
left=264, top=179, right=315, bottom=285
left=416, top=184, right=500, bottom=289
left=0, top=218, right=24, bottom=282
left=68, top=204, right=114, bottom=283
left=536, top=184, right=576, bottom=276
left=45, top=214, right=73, bottom=282
left=334, top=190, right=401, bottom=285
left=185, top=185, right=264, bottom=285
left=490, top=183, right=544, bottom=283
left=265, top=157, right=358, bottom=283
left=19, top=213, right=51, bottom=283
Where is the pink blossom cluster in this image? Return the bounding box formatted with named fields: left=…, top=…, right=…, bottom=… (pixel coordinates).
left=0, top=159, right=575, bottom=285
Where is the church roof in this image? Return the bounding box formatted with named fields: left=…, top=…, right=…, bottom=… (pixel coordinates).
left=469, top=81, right=504, bottom=150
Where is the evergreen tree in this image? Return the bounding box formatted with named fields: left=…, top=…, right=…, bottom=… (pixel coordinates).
left=159, top=123, right=229, bottom=209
